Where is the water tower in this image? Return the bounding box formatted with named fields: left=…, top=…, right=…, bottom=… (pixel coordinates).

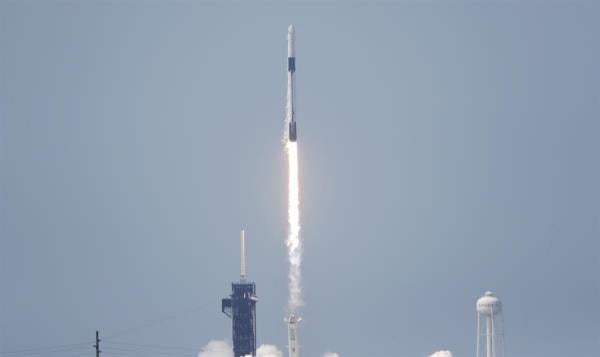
left=476, top=291, right=505, bottom=357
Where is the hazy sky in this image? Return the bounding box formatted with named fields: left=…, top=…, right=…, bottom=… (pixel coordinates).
left=1, top=1, right=599, bottom=357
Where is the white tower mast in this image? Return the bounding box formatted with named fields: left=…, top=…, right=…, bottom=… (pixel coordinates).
left=286, top=313, right=301, bottom=357
left=240, top=229, right=246, bottom=283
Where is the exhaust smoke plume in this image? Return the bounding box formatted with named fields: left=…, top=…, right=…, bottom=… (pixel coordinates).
left=198, top=341, right=283, bottom=357
left=430, top=351, right=453, bottom=357
left=256, top=345, right=283, bottom=357
left=198, top=340, right=233, bottom=357
left=285, top=141, right=302, bottom=312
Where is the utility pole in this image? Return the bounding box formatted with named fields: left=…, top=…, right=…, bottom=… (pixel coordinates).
left=93, top=330, right=101, bottom=357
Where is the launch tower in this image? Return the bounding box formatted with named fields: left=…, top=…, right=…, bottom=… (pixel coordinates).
left=222, top=230, right=257, bottom=357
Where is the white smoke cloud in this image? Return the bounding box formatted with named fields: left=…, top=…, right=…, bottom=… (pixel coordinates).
left=198, top=340, right=233, bottom=357
left=256, top=344, right=283, bottom=357
left=200, top=342, right=281, bottom=357
left=323, top=353, right=340, bottom=357
left=430, top=351, right=453, bottom=357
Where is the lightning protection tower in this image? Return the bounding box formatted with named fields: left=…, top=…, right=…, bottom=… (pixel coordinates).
left=476, top=291, right=505, bottom=357
left=222, top=230, right=257, bottom=357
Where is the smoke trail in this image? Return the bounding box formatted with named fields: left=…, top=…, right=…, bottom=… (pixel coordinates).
left=322, top=353, right=340, bottom=357
left=286, top=141, right=302, bottom=312
left=430, top=351, right=453, bottom=357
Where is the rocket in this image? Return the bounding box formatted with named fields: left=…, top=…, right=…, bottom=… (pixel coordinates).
left=287, top=25, right=297, bottom=142
left=286, top=313, right=301, bottom=357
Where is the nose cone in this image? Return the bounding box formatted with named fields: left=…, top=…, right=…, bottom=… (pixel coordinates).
left=287, top=24, right=295, bottom=58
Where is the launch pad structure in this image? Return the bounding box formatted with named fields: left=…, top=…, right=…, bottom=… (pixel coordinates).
left=222, top=230, right=258, bottom=357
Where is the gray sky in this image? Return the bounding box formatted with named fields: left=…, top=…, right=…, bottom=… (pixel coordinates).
left=1, top=1, right=599, bottom=357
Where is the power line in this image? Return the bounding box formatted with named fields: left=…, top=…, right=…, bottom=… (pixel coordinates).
left=102, top=347, right=193, bottom=357
left=103, top=341, right=198, bottom=352
left=102, top=353, right=192, bottom=357
left=0, top=344, right=91, bottom=356
left=1, top=300, right=209, bottom=357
